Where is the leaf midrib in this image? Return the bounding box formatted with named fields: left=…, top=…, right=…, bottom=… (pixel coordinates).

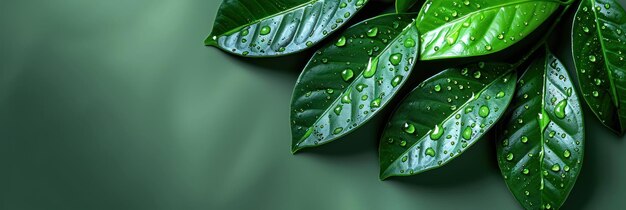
left=382, top=67, right=515, bottom=177
left=294, top=18, right=416, bottom=149
left=538, top=51, right=549, bottom=208
left=589, top=0, right=620, bottom=109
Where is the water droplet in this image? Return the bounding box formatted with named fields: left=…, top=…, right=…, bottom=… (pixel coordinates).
left=335, top=36, right=346, bottom=47
left=551, top=164, right=561, bottom=172
left=341, top=69, right=354, bottom=81
left=404, top=38, right=416, bottom=48
left=564, top=150, right=571, bottom=158
left=496, top=91, right=505, bottom=98
left=371, top=98, right=381, bottom=108
left=259, top=26, right=271, bottom=35
left=592, top=90, right=599, bottom=97
left=589, top=55, right=597, bottom=62
left=425, top=148, right=436, bottom=157
left=521, top=136, right=528, bottom=143
left=341, top=90, right=352, bottom=103
left=485, top=45, right=493, bottom=51
left=389, top=53, right=403, bottom=66
left=400, top=140, right=407, bottom=147
left=334, top=105, right=342, bottom=115
left=523, top=168, right=530, bottom=175
left=594, top=78, right=602, bottom=86
left=434, top=84, right=442, bottom=92
left=554, top=99, right=568, bottom=119
left=367, top=27, right=378, bottom=37
left=462, top=126, right=472, bottom=140
left=401, top=156, right=408, bottom=162
left=333, top=127, right=344, bottom=135
left=473, top=71, right=482, bottom=79
left=478, top=105, right=490, bottom=118
left=391, top=75, right=403, bottom=87
left=506, top=152, right=514, bottom=161
left=403, top=123, right=416, bottom=134
left=538, top=109, right=550, bottom=133
left=430, top=124, right=444, bottom=140
left=363, top=58, right=378, bottom=78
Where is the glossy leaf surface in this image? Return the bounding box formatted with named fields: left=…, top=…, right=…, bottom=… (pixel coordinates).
left=572, top=0, right=626, bottom=134
left=497, top=51, right=584, bottom=210
left=205, top=0, right=368, bottom=57
left=380, top=63, right=517, bottom=179
left=291, top=14, right=420, bottom=153
left=416, top=0, right=560, bottom=60
left=396, top=0, right=418, bottom=13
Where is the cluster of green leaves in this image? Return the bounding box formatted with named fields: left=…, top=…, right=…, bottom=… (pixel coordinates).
left=206, top=0, right=626, bottom=209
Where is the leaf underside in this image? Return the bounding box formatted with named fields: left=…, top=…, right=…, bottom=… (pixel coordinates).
left=572, top=0, right=626, bottom=135
left=416, top=0, right=560, bottom=60
left=291, top=14, right=420, bottom=153
left=497, top=50, right=584, bottom=210
left=379, top=63, right=517, bottom=179
left=206, top=0, right=368, bottom=57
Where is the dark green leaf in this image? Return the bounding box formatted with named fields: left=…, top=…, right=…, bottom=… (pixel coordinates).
left=205, top=0, right=368, bottom=57
left=416, top=0, right=560, bottom=60
left=291, top=14, right=420, bottom=153
left=396, top=0, right=418, bottom=13
left=572, top=0, right=626, bottom=135
left=497, top=50, right=584, bottom=210
left=379, top=63, right=517, bottom=179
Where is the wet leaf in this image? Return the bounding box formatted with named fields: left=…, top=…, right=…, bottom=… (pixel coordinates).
left=497, top=49, right=584, bottom=210
left=395, top=0, right=419, bottom=13
left=379, top=62, right=517, bottom=179
left=416, top=0, right=560, bottom=60
left=572, top=0, right=626, bottom=135
left=291, top=14, right=420, bottom=153
left=205, top=0, right=368, bottom=57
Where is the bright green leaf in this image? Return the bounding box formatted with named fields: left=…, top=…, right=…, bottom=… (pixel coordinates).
left=497, top=49, right=584, bottom=210
left=291, top=14, right=420, bottom=153
left=379, top=63, right=517, bottom=179
left=416, top=0, right=560, bottom=60
left=572, top=0, right=626, bottom=135
left=205, top=0, right=368, bottom=57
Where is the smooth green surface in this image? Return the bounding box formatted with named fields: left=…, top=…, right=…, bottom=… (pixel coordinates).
left=206, top=0, right=368, bottom=57
left=497, top=50, right=584, bottom=210
left=380, top=63, right=516, bottom=179
left=1, top=0, right=626, bottom=209
left=417, top=0, right=560, bottom=60
left=395, top=0, right=417, bottom=13
left=291, top=14, right=419, bottom=152
left=572, top=0, right=626, bottom=134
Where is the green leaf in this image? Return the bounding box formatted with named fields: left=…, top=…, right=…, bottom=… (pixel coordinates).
left=395, top=0, right=418, bottom=13
left=290, top=14, right=420, bottom=153
left=205, top=0, right=368, bottom=57
left=496, top=50, right=584, bottom=210
left=416, top=0, right=560, bottom=60
left=379, top=63, right=517, bottom=179
left=572, top=0, right=626, bottom=135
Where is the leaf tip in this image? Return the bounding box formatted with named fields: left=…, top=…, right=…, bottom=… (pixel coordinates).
left=290, top=146, right=301, bottom=154
left=204, top=35, right=218, bottom=46
left=379, top=168, right=393, bottom=181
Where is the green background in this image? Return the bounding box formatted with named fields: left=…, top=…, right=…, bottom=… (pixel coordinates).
left=2, top=0, right=626, bottom=209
